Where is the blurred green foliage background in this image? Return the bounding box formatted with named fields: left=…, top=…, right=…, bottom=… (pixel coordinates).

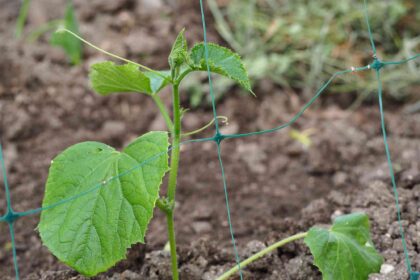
left=187, top=0, right=419, bottom=107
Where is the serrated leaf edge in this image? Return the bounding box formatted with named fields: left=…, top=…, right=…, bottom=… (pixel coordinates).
left=190, top=42, right=254, bottom=94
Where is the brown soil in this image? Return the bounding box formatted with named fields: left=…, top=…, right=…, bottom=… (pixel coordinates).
left=0, top=1, right=419, bottom=279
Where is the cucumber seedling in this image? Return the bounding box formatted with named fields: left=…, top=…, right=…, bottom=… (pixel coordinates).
left=38, top=28, right=252, bottom=279
left=38, top=29, right=383, bottom=280
left=218, top=212, right=383, bottom=280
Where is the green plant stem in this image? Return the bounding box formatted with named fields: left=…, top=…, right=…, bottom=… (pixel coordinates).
left=16, top=0, right=31, bottom=38
left=152, top=95, right=174, bottom=133
left=165, top=83, right=182, bottom=280
left=167, top=84, right=181, bottom=202
left=216, top=232, right=308, bottom=280
left=166, top=212, right=178, bottom=279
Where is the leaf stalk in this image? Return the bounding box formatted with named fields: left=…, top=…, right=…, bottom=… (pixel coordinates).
left=217, top=232, right=308, bottom=280
left=59, top=28, right=169, bottom=81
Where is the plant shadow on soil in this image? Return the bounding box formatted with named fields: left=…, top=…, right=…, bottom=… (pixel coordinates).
left=0, top=0, right=419, bottom=279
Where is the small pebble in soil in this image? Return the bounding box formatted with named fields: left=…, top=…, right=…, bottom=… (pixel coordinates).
left=219, top=121, right=239, bottom=135
left=380, top=264, right=395, bottom=274
left=192, top=221, right=212, bottom=234
left=331, top=209, right=344, bottom=220
left=369, top=262, right=409, bottom=279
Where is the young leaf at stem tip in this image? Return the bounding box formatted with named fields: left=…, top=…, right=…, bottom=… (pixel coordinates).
left=169, top=28, right=190, bottom=71
left=89, top=61, right=170, bottom=96
left=50, top=1, right=82, bottom=65
left=39, top=131, right=169, bottom=276
left=304, top=212, right=383, bottom=280
left=189, top=42, right=254, bottom=94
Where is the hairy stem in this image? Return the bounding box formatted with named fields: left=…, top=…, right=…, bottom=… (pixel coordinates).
left=167, top=84, right=181, bottom=201
left=166, top=83, right=182, bottom=280
left=217, top=232, right=308, bottom=280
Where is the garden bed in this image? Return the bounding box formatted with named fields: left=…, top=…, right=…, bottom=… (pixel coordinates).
left=0, top=1, right=419, bottom=279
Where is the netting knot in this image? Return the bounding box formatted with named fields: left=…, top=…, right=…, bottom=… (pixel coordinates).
left=371, top=58, right=384, bottom=70
left=3, top=209, right=20, bottom=224
left=213, top=132, right=226, bottom=145
left=410, top=272, right=420, bottom=280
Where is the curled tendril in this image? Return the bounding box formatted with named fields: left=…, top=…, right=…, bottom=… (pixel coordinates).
left=182, top=116, right=229, bottom=137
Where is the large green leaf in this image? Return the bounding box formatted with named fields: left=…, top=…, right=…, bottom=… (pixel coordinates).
left=89, top=61, right=170, bottom=96
left=190, top=43, right=253, bottom=93
left=304, top=213, right=383, bottom=280
left=90, top=62, right=151, bottom=95
left=50, top=1, right=82, bottom=65
left=39, top=131, right=169, bottom=276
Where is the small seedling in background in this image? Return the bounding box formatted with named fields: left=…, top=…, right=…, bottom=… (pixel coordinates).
left=218, top=213, right=383, bottom=280
left=4, top=242, right=13, bottom=251
left=15, top=0, right=31, bottom=38
left=15, top=0, right=82, bottom=65
left=289, top=128, right=315, bottom=149
left=49, top=2, right=82, bottom=64
left=37, top=28, right=383, bottom=280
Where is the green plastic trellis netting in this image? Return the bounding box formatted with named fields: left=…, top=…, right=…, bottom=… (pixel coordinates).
left=1, top=0, right=419, bottom=279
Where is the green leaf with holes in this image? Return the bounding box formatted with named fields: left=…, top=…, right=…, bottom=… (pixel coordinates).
left=89, top=61, right=170, bottom=96
left=39, top=131, right=169, bottom=276
left=304, top=213, right=383, bottom=280
left=50, top=1, right=82, bottom=65
left=190, top=43, right=253, bottom=93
